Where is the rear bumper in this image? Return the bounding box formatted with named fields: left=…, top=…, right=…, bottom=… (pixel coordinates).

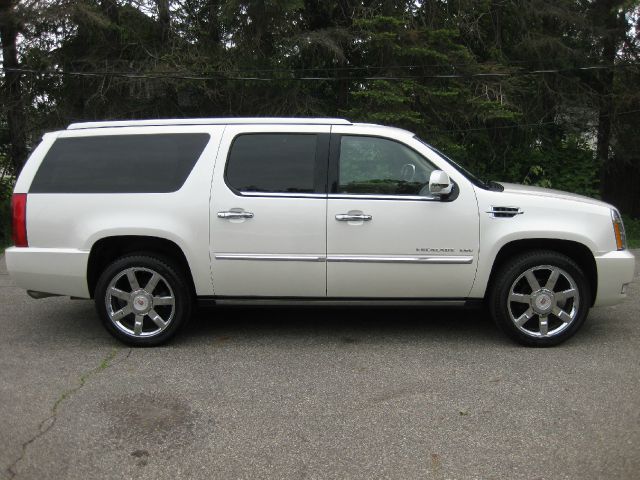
left=594, top=250, right=636, bottom=306
left=5, top=247, right=90, bottom=298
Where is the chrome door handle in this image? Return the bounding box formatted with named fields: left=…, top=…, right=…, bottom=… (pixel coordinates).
left=335, top=213, right=372, bottom=221
left=218, top=210, right=254, bottom=219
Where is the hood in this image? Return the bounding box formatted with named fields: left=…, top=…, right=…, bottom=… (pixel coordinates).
left=498, top=182, right=612, bottom=209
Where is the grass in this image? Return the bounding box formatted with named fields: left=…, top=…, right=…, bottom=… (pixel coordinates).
left=623, top=214, right=640, bottom=249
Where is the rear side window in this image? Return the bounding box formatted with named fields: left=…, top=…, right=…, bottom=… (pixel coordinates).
left=225, top=134, right=319, bottom=193
left=29, top=133, right=210, bottom=193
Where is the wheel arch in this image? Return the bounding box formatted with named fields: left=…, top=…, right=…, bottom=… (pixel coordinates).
left=87, top=235, right=196, bottom=299
left=485, top=239, right=597, bottom=306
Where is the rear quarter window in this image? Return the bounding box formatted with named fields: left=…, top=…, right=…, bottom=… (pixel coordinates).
left=29, top=133, right=210, bottom=193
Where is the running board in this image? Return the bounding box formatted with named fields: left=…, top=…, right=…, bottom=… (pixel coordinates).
left=198, top=297, right=483, bottom=308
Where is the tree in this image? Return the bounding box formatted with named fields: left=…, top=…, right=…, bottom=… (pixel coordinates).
left=0, top=0, right=28, bottom=175
left=0, top=0, right=638, bottom=216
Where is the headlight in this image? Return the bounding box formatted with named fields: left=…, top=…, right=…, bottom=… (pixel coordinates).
left=611, top=209, right=627, bottom=251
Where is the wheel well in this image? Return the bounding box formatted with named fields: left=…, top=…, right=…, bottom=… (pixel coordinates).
left=87, top=236, right=195, bottom=299
left=487, top=239, right=598, bottom=306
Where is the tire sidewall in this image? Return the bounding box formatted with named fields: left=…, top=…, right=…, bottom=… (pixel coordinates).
left=95, top=255, right=192, bottom=346
left=490, top=251, right=591, bottom=347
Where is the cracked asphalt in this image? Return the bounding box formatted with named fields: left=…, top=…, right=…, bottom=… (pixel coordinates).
left=1, top=252, right=639, bottom=480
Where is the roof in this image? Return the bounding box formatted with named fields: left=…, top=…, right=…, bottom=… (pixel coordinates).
left=67, top=117, right=352, bottom=130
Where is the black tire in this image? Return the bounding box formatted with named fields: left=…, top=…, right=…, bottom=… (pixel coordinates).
left=94, top=254, right=193, bottom=346
left=489, top=250, right=591, bottom=347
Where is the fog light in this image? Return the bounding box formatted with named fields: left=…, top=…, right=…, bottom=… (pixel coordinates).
left=621, top=284, right=629, bottom=295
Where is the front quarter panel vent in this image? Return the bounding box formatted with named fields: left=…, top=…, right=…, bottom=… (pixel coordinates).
left=487, top=206, right=523, bottom=218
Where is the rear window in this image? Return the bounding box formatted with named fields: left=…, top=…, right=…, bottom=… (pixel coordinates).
left=225, top=134, right=319, bottom=193
left=29, top=133, right=210, bottom=193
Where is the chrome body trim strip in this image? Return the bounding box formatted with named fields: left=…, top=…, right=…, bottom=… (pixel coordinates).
left=328, top=193, right=437, bottom=201
left=233, top=193, right=440, bottom=200
left=215, top=253, right=326, bottom=262
left=326, top=255, right=474, bottom=264
left=214, top=254, right=473, bottom=264
left=239, top=192, right=326, bottom=198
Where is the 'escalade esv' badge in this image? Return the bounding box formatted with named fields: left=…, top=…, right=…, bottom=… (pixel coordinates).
left=416, top=248, right=474, bottom=253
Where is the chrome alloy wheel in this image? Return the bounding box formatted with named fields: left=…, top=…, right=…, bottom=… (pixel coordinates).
left=105, top=267, right=175, bottom=338
left=507, top=265, right=580, bottom=338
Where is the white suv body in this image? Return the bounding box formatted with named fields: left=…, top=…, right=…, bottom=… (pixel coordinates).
left=6, top=118, right=635, bottom=346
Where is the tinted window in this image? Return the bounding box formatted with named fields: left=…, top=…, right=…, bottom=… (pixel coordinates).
left=226, top=134, right=318, bottom=193
left=338, top=136, right=436, bottom=195
left=30, top=133, right=210, bottom=193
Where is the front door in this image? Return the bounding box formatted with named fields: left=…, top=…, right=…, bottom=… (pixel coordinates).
left=326, top=130, right=479, bottom=298
left=210, top=125, right=329, bottom=297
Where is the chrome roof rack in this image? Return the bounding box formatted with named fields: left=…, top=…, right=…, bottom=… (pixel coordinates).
left=67, top=117, right=352, bottom=130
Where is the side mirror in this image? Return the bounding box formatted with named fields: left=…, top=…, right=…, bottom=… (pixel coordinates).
left=428, top=170, right=453, bottom=197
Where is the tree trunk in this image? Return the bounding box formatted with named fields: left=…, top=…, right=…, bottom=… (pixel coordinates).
left=601, top=157, right=640, bottom=217
left=157, top=0, right=170, bottom=42
left=0, top=0, right=28, bottom=175
left=207, top=0, right=221, bottom=46
left=248, top=0, right=273, bottom=59
left=593, top=0, right=621, bottom=199
left=596, top=33, right=615, bottom=197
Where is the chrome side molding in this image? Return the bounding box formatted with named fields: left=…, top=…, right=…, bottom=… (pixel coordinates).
left=327, top=255, right=473, bottom=264
left=215, top=254, right=326, bottom=262
left=214, top=254, right=473, bottom=265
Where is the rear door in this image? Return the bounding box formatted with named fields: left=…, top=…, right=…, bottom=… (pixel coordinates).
left=210, top=125, right=330, bottom=297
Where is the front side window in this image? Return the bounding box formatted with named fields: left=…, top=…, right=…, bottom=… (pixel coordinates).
left=338, top=136, right=436, bottom=195
left=226, top=134, right=319, bottom=193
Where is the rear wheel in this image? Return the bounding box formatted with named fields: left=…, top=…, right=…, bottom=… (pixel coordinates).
left=489, top=250, right=591, bottom=347
left=95, top=254, right=192, bottom=346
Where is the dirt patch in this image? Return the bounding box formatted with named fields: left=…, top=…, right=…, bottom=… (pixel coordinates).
left=102, top=392, right=200, bottom=445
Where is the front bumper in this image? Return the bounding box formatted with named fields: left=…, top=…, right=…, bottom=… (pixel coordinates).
left=5, top=247, right=91, bottom=298
left=594, top=250, right=636, bottom=306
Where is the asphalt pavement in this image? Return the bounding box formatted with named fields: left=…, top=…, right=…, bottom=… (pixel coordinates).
left=1, top=252, right=639, bottom=480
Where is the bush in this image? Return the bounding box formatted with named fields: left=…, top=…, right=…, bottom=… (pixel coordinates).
left=0, top=179, right=12, bottom=251
left=623, top=215, right=640, bottom=249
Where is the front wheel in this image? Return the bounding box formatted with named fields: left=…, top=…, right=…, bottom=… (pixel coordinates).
left=94, top=255, right=193, bottom=346
left=489, top=250, right=591, bottom=347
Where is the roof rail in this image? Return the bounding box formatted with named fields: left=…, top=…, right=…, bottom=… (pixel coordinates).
left=67, top=117, right=352, bottom=130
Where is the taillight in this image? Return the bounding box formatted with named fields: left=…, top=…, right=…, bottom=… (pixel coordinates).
left=11, top=193, right=28, bottom=247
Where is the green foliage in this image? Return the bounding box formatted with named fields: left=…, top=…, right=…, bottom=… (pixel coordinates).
left=503, top=137, right=599, bottom=197
left=1, top=0, right=638, bottom=217
left=622, top=215, right=640, bottom=249
left=0, top=178, right=12, bottom=251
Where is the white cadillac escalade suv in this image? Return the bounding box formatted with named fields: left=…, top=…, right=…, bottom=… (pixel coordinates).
left=6, top=118, right=635, bottom=347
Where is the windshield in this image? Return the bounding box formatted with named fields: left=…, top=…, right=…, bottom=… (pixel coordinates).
left=413, top=136, right=491, bottom=190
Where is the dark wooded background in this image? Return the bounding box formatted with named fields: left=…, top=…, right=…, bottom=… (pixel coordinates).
left=1, top=1, right=639, bottom=245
